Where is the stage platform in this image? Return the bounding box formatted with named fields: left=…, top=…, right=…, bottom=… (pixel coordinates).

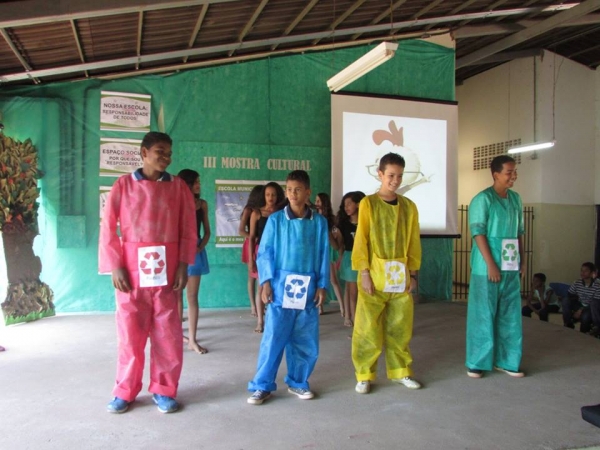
left=1, top=301, right=599, bottom=450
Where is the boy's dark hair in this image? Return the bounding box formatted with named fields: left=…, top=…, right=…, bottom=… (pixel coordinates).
left=258, top=182, right=286, bottom=209
left=286, top=170, right=310, bottom=189
left=582, top=262, right=596, bottom=273
left=177, top=169, right=199, bottom=190
left=141, top=131, right=172, bottom=150
left=490, top=155, right=516, bottom=174
left=336, top=191, right=366, bottom=225
left=533, top=273, right=547, bottom=283
left=378, top=153, right=405, bottom=172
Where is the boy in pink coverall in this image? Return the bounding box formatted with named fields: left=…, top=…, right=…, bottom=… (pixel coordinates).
left=99, top=132, right=197, bottom=414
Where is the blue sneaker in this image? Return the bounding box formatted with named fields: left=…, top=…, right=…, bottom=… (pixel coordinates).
left=106, top=397, right=130, bottom=414
left=152, top=394, right=180, bottom=413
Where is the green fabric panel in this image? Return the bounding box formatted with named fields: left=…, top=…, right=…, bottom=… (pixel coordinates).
left=419, top=238, right=453, bottom=301
left=0, top=39, right=455, bottom=312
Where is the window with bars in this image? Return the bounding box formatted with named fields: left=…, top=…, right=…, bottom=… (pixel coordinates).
left=473, top=139, right=522, bottom=171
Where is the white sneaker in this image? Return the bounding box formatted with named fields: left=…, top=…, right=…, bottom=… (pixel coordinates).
left=392, top=377, right=422, bottom=389
left=494, top=367, right=525, bottom=378
left=355, top=381, right=371, bottom=394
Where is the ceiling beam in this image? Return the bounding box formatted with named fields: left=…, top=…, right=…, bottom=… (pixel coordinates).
left=271, top=0, right=320, bottom=51
left=0, top=2, right=583, bottom=83
left=136, top=11, right=143, bottom=70
left=462, top=48, right=543, bottom=66
left=548, top=24, right=600, bottom=48
left=456, top=0, right=511, bottom=28
left=184, top=4, right=209, bottom=63
left=456, top=0, right=600, bottom=69
left=454, top=13, right=600, bottom=39
left=94, top=29, right=444, bottom=81
left=0, top=0, right=239, bottom=29
left=351, top=0, right=408, bottom=40
left=424, top=0, right=479, bottom=31
left=389, top=0, right=445, bottom=37
left=313, top=0, right=368, bottom=45
left=568, top=40, right=600, bottom=57
left=0, top=28, right=39, bottom=84
left=412, top=0, right=446, bottom=20
left=69, top=19, right=88, bottom=78
left=229, top=0, right=269, bottom=57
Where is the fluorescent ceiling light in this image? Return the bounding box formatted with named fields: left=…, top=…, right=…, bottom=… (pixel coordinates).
left=327, top=42, right=398, bottom=92
left=507, top=140, right=555, bottom=154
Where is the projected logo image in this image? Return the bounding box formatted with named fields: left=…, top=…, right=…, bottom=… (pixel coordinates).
left=368, top=120, right=433, bottom=195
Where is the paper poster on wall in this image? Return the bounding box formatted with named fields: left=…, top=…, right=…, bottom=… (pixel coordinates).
left=100, top=91, right=151, bottom=132
left=214, top=180, right=285, bottom=248
left=99, top=138, right=143, bottom=177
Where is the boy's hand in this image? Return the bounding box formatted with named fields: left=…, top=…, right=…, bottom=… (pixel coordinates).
left=408, top=276, right=417, bottom=294
left=361, top=271, right=374, bottom=295
left=487, top=263, right=501, bottom=283
left=262, top=282, right=273, bottom=304
left=314, top=288, right=326, bottom=307
left=172, top=262, right=188, bottom=291
left=112, top=268, right=131, bottom=293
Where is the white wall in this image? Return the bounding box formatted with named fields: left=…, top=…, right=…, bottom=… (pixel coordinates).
left=456, top=58, right=539, bottom=205
left=457, top=52, right=596, bottom=206
left=456, top=51, right=598, bottom=282
left=536, top=53, right=596, bottom=205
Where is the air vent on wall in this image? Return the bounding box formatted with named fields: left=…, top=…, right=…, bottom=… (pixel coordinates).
left=473, top=139, right=522, bottom=171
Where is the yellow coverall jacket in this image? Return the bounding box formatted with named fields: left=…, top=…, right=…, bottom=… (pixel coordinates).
left=351, top=193, right=422, bottom=381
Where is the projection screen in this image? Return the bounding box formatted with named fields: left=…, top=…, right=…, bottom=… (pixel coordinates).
left=331, top=93, right=458, bottom=236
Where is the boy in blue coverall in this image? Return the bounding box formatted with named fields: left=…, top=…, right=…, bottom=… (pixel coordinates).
left=247, top=170, right=330, bottom=405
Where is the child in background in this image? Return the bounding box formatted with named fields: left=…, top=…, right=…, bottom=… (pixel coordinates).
left=177, top=169, right=211, bottom=354
left=99, top=132, right=196, bottom=414
left=337, top=191, right=366, bottom=327
left=239, top=185, right=264, bottom=317
left=247, top=170, right=329, bottom=405
left=352, top=153, right=422, bottom=394
left=248, top=182, right=285, bottom=333
left=315, top=192, right=344, bottom=317
left=521, top=273, right=559, bottom=322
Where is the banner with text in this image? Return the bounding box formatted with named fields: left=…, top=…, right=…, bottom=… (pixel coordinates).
left=214, top=180, right=284, bottom=248
left=100, top=91, right=151, bottom=132
left=99, top=138, right=142, bottom=177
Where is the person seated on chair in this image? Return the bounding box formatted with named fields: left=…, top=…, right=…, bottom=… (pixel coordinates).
left=562, top=262, right=600, bottom=333
left=590, top=284, right=600, bottom=337
left=522, top=273, right=559, bottom=322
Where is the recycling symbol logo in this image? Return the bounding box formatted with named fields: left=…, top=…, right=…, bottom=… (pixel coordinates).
left=502, top=243, right=517, bottom=262
left=385, top=261, right=405, bottom=286
left=139, top=251, right=166, bottom=275
left=285, top=277, right=307, bottom=299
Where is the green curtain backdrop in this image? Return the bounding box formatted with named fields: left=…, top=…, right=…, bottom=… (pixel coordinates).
left=0, top=39, right=455, bottom=312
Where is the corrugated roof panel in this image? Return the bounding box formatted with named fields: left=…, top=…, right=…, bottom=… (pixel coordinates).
left=8, top=22, right=80, bottom=69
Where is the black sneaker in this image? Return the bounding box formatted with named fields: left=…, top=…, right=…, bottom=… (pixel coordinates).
left=467, top=368, right=483, bottom=378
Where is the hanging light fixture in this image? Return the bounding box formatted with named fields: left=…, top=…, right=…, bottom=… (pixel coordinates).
left=327, top=42, right=398, bottom=92
left=507, top=140, right=555, bottom=154
left=507, top=56, right=556, bottom=155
